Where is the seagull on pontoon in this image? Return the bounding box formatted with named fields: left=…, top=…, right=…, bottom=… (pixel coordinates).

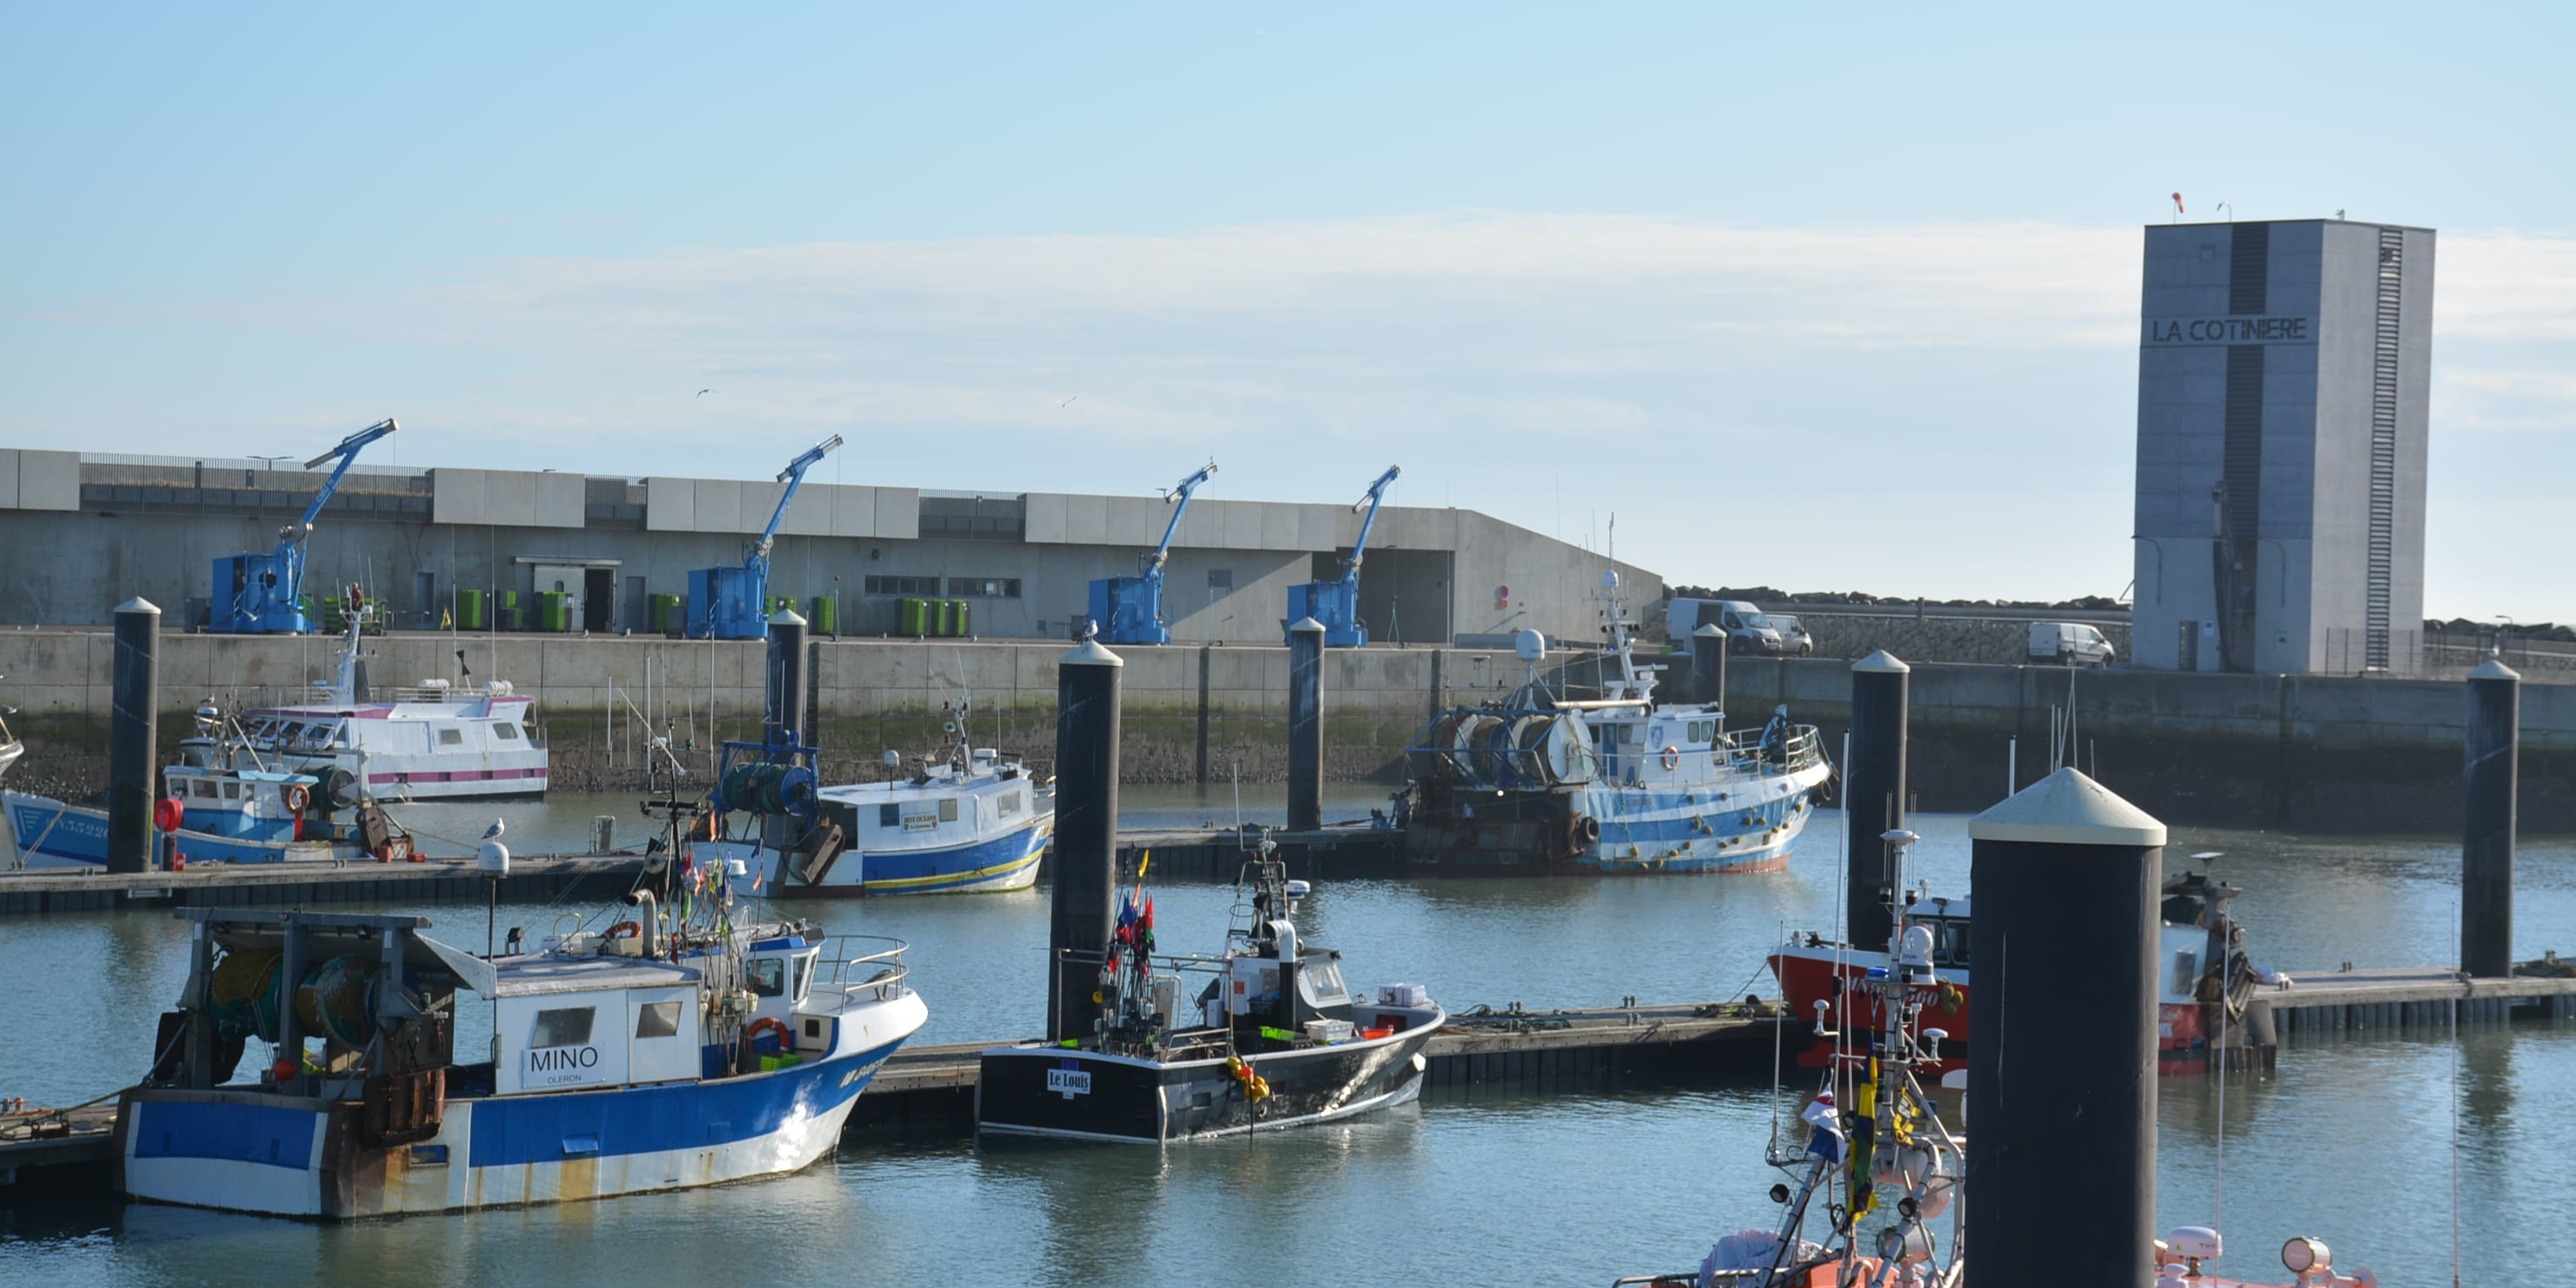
left=481, top=818, right=507, bottom=842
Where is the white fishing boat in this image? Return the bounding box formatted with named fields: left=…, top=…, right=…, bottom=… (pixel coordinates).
left=113, top=777, right=926, bottom=1218
left=702, top=697, right=1053, bottom=896
left=235, top=602, right=547, bottom=800
left=1402, top=572, right=1833, bottom=875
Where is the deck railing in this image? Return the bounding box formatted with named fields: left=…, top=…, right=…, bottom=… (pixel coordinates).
left=817, top=934, right=912, bottom=1002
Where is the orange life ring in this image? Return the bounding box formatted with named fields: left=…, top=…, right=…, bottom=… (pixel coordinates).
left=281, top=782, right=311, bottom=812
left=744, top=1016, right=792, bottom=1056
left=607, top=920, right=644, bottom=939
left=1660, top=745, right=1681, bottom=770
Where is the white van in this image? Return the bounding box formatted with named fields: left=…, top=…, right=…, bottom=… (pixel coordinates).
left=2030, top=621, right=2115, bottom=667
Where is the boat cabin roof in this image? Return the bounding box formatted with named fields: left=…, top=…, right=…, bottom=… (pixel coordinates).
left=472, top=952, right=702, bottom=997
left=1906, top=895, right=1970, bottom=921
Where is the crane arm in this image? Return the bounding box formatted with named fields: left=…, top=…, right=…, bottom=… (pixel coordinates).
left=1339, top=465, right=1401, bottom=587
left=753, top=434, right=845, bottom=554
left=287, top=418, right=399, bottom=536
left=1143, top=459, right=1219, bottom=572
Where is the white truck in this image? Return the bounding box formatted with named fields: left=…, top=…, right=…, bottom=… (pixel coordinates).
left=1668, top=598, right=1786, bottom=655
left=2030, top=621, right=2116, bottom=667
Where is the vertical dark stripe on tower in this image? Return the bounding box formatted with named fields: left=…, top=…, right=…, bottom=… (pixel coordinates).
left=2221, top=345, right=2265, bottom=537
left=2228, top=221, right=2270, bottom=315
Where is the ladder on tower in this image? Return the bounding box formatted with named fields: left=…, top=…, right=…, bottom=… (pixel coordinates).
left=2363, top=228, right=2403, bottom=671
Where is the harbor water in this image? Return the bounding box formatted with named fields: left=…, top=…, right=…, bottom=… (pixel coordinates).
left=4, top=787, right=2573, bottom=1285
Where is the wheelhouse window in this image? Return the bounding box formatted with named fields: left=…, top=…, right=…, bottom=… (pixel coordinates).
left=937, top=798, right=959, bottom=823
left=221, top=781, right=240, bottom=800
left=789, top=957, right=811, bottom=1002
left=494, top=723, right=520, bottom=740
left=748, top=958, right=786, bottom=997
left=190, top=779, right=217, bottom=799
left=997, top=789, right=1022, bottom=819
left=634, top=1001, right=682, bottom=1039
left=878, top=803, right=899, bottom=828
left=530, top=1007, right=595, bottom=1048
left=438, top=727, right=464, bottom=746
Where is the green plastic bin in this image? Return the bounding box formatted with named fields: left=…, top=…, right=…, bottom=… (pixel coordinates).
left=809, top=594, right=838, bottom=636
left=501, top=590, right=523, bottom=631
left=536, top=590, right=570, bottom=632
left=931, top=599, right=954, bottom=637
left=951, top=600, right=971, bottom=638
left=455, top=587, right=486, bottom=631
left=899, top=598, right=926, bottom=636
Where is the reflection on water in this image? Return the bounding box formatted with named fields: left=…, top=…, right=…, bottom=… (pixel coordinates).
left=4, top=795, right=2573, bottom=1285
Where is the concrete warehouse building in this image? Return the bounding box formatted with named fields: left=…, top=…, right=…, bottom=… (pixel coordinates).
left=2132, top=217, right=2435, bottom=675
left=0, top=449, right=1657, bottom=647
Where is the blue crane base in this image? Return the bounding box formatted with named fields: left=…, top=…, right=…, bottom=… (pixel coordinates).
left=1287, top=581, right=1368, bottom=647
left=687, top=566, right=771, bottom=639
left=207, top=553, right=315, bottom=634
left=1088, top=575, right=1172, bottom=645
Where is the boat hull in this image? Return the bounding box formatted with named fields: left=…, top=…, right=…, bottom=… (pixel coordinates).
left=715, top=814, right=1052, bottom=896
left=976, top=1018, right=1442, bottom=1143
left=5, top=791, right=343, bottom=868
left=1406, top=767, right=1830, bottom=876
left=117, top=1026, right=916, bottom=1217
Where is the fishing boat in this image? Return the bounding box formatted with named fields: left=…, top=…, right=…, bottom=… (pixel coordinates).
left=704, top=697, right=1054, bottom=896
left=1401, top=573, right=1833, bottom=875
left=1767, top=868, right=2266, bottom=1075
left=234, top=599, right=547, bottom=801
left=976, top=845, right=1445, bottom=1141
left=112, top=758, right=927, bottom=1218
left=6, top=706, right=418, bottom=868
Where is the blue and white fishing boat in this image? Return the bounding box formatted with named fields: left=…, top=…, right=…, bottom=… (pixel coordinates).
left=5, top=704, right=416, bottom=869
left=115, top=799, right=926, bottom=1217
left=702, top=697, right=1053, bottom=896
left=1401, top=571, right=1833, bottom=875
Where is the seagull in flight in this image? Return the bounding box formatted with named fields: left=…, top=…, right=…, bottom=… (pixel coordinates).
left=1059, top=395, right=1077, bottom=408
left=481, top=818, right=507, bottom=841
left=696, top=388, right=715, bottom=398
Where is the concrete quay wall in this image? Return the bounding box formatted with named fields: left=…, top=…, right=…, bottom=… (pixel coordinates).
left=1720, top=657, right=2576, bottom=831
left=0, top=631, right=1541, bottom=795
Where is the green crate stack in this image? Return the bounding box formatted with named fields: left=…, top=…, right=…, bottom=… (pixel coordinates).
left=318, top=596, right=349, bottom=633
left=899, top=598, right=926, bottom=636
left=651, top=593, right=683, bottom=633
left=455, top=588, right=486, bottom=630
left=809, top=595, right=837, bottom=635
left=501, top=590, right=523, bottom=631
left=536, top=591, right=570, bottom=632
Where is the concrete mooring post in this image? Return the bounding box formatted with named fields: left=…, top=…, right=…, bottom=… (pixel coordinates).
left=1966, top=766, right=2163, bottom=1286
left=2462, top=658, right=2520, bottom=978
left=1691, top=623, right=1727, bottom=711
left=1845, top=650, right=1910, bottom=952
left=107, top=596, right=161, bottom=875
left=1047, top=636, right=1124, bottom=1044
left=1288, top=617, right=1325, bottom=832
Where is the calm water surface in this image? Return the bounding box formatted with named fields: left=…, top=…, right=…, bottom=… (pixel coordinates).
left=4, top=788, right=2572, bottom=1285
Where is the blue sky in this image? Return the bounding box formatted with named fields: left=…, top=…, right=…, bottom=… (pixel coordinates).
left=5, top=3, right=2571, bottom=619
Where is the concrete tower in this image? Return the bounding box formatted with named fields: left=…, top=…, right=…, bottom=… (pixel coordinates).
left=2132, top=219, right=2434, bottom=675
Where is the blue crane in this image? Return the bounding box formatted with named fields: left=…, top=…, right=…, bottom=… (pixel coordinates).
left=1288, top=464, right=1400, bottom=647
left=688, top=434, right=845, bottom=639
left=1087, top=459, right=1218, bottom=644
left=208, top=418, right=399, bottom=634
